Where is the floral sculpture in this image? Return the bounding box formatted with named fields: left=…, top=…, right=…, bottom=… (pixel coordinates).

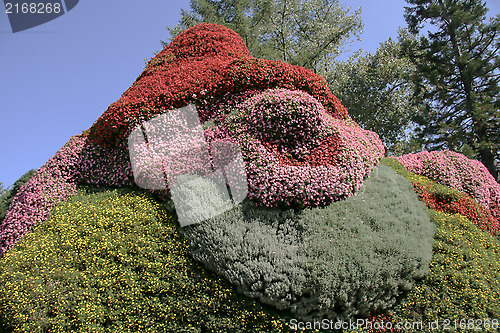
left=0, top=23, right=385, bottom=256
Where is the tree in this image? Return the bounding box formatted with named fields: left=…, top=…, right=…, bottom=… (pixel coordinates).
left=166, top=0, right=362, bottom=76
left=0, top=183, right=7, bottom=200
left=0, top=182, right=10, bottom=224
left=404, top=0, right=500, bottom=180
left=328, top=30, right=418, bottom=153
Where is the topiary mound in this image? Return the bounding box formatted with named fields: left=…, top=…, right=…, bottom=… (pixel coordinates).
left=0, top=188, right=297, bottom=333
left=183, top=164, right=434, bottom=321
left=0, top=23, right=384, bottom=257
left=87, top=23, right=349, bottom=146
left=0, top=21, right=499, bottom=333
left=396, top=150, right=500, bottom=224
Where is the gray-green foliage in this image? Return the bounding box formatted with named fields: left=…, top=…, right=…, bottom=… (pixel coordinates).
left=182, top=164, right=434, bottom=321
left=301, top=164, right=434, bottom=320
left=167, top=0, right=362, bottom=76
left=183, top=202, right=310, bottom=311
left=328, top=30, right=417, bottom=153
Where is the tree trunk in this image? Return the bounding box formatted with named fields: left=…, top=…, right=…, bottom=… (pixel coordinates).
left=478, top=147, right=499, bottom=182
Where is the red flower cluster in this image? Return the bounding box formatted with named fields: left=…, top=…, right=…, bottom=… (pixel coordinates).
left=168, top=22, right=251, bottom=60
left=352, top=312, right=404, bottom=333
left=87, top=23, right=349, bottom=146
left=263, top=135, right=341, bottom=168
left=227, top=57, right=348, bottom=119
left=413, top=182, right=500, bottom=236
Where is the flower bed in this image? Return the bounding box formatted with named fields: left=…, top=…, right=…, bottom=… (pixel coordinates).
left=201, top=88, right=384, bottom=209
left=396, top=150, right=500, bottom=223
left=87, top=23, right=349, bottom=146
left=0, top=136, right=86, bottom=257
left=2, top=21, right=499, bottom=331
left=384, top=157, right=500, bottom=236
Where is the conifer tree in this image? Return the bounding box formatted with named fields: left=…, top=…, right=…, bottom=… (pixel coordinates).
left=0, top=183, right=7, bottom=197
left=405, top=0, right=500, bottom=180
left=167, top=0, right=362, bottom=76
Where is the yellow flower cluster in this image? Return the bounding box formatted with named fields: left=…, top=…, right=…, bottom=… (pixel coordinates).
left=393, top=211, right=500, bottom=322
left=381, top=158, right=500, bottom=332
left=0, top=188, right=300, bottom=332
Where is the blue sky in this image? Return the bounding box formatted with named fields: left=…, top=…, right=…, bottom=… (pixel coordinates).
left=1, top=0, right=499, bottom=188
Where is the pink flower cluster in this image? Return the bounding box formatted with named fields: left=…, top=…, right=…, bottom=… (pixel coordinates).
left=75, top=141, right=133, bottom=187
left=0, top=135, right=86, bottom=257
left=396, top=150, right=500, bottom=222
left=0, top=135, right=141, bottom=257
left=214, top=89, right=385, bottom=209
left=234, top=89, right=328, bottom=159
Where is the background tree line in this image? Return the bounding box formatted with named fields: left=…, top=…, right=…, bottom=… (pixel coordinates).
left=166, top=0, right=500, bottom=181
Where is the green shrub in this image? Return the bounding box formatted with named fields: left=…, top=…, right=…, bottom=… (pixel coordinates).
left=0, top=188, right=297, bottom=333
left=0, top=184, right=8, bottom=219
left=184, top=200, right=311, bottom=310
left=0, top=169, right=36, bottom=223
left=183, top=164, right=434, bottom=321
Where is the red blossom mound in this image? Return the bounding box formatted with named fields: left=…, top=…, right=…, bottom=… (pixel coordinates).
left=87, top=23, right=349, bottom=146
left=168, top=23, right=251, bottom=59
